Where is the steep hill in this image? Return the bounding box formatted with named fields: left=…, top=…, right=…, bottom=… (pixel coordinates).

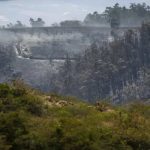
left=0, top=81, right=150, bottom=150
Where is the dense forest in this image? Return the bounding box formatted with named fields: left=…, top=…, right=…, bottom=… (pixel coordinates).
left=40, top=23, right=150, bottom=104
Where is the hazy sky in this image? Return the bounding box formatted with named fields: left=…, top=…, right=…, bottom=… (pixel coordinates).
left=0, top=0, right=150, bottom=26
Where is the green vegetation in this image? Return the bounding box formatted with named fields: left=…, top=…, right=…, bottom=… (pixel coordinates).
left=0, top=81, right=150, bottom=150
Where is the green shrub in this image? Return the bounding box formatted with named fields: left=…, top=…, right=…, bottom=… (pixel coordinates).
left=0, top=135, right=11, bottom=150
left=14, top=94, right=44, bottom=116
left=0, top=112, right=28, bottom=150
left=0, top=84, right=10, bottom=98
left=12, top=88, right=26, bottom=97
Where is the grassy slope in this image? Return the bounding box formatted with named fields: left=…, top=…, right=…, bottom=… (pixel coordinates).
left=0, top=81, right=150, bottom=150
